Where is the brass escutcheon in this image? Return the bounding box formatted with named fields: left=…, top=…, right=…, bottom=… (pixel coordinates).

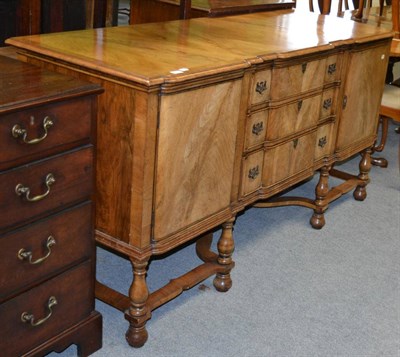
left=18, top=236, right=56, bottom=265
left=21, top=296, right=57, bottom=327
left=12, top=116, right=54, bottom=145
left=15, top=173, right=56, bottom=202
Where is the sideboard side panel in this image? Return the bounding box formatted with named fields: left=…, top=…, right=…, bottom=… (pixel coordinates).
left=153, top=79, right=242, bottom=241
left=335, top=42, right=390, bottom=157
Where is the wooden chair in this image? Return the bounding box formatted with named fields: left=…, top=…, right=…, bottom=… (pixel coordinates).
left=371, top=84, right=400, bottom=166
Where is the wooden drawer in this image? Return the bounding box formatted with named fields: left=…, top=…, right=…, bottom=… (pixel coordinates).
left=0, top=203, right=92, bottom=302
left=0, top=146, right=93, bottom=231
left=320, top=88, right=337, bottom=119
left=0, top=261, right=93, bottom=357
left=267, top=95, right=321, bottom=141
left=314, top=122, right=336, bottom=161
left=262, top=131, right=316, bottom=187
left=270, top=59, right=326, bottom=99
left=241, top=150, right=264, bottom=196
left=0, top=97, right=93, bottom=170
left=324, top=54, right=341, bottom=84
left=249, top=69, right=272, bottom=105
left=244, top=109, right=268, bottom=150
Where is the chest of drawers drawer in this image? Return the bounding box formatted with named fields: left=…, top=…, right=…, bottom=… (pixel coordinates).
left=0, top=261, right=93, bottom=357
left=0, top=97, right=93, bottom=171
left=0, top=203, right=92, bottom=302
left=0, top=146, right=93, bottom=231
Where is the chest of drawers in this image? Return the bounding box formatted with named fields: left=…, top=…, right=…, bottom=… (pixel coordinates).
left=6, top=11, right=392, bottom=348
left=0, top=55, right=103, bottom=356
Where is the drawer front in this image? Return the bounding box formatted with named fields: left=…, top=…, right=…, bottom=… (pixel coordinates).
left=0, top=97, right=93, bottom=170
left=270, top=59, right=326, bottom=99
left=241, top=150, right=264, bottom=196
left=0, top=203, right=92, bottom=302
left=244, top=110, right=268, bottom=150
left=249, top=69, right=272, bottom=105
left=262, top=132, right=316, bottom=187
left=320, top=88, right=337, bottom=119
left=267, top=95, right=321, bottom=141
left=0, top=261, right=93, bottom=357
left=315, top=122, right=336, bottom=161
left=324, top=54, right=341, bottom=83
left=0, top=147, right=93, bottom=231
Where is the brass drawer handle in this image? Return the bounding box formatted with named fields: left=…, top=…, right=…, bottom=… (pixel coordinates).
left=252, top=122, right=264, bottom=136
left=318, top=136, right=327, bottom=148
left=21, top=296, right=58, bottom=327
left=255, top=81, right=267, bottom=94
left=327, top=63, right=336, bottom=75
left=12, top=116, right=54, bottom=145
left=15, top=173, right=56, bottom=202
left=18, top=236, right=56, bottom=265
left=248, top=165, right=260, bottom=180
left=323, top=98, right=332, bottom=110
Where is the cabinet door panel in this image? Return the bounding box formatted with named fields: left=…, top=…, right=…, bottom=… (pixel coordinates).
left=154, top=80, right=242, bottom=241
left=336, top=43, right=389, bottom=153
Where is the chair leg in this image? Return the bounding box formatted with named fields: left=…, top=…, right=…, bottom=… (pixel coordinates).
left=371, top=115, right=389, bottom=167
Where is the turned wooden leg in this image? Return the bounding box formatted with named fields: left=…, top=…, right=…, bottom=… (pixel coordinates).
left=371, top=116, right=389, bottom=168
left=354, top=148, right=372, bottom=201
left=125, top=259, right=150, bottom=348
left=310, top=164, right=330, bottom=229
left=213, top=218, right=235, bottom=292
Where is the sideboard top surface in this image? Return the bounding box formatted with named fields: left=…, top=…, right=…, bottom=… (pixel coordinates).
left=6, top=11, right=393, bottom=86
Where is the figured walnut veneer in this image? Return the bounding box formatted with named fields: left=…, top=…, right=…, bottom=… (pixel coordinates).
left=6, top=11, right=392, bottom=348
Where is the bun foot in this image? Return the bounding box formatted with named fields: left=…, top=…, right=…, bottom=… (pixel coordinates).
left=213, top=274, right=232, bottom=292
left=353, top=187, right=367, bottom=201
left=310, top=213, right=325, bottom=229
left=125, top=325, right=148, bottom=348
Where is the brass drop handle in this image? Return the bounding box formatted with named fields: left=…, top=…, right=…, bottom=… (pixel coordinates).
left=21, top=296, right=58, bottom=327
left=323, top=98, right=332, bottom=110
left=327, top=63, right=336, bottom=75
left=255, top=81, right=267, bottom=94
left=252, top=122, right=264, bottom=136
left=18, top=236, right=56, bottom=265
left=248, top=166, right=260, bottom=180
left=318, top=136, right=327, bottom=148
left=15, top=173, right=56, bottom=202
left=12, top=116, right=53, bottom=145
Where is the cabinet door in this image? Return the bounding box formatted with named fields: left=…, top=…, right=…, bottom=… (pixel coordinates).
left=335, top=43, right=390, bottom=155
left=154, top=80, right=242, bottom=241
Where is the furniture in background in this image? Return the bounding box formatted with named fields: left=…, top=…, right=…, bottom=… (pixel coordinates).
left=129, top=0, right=296, bottom=24
left=0, top=0, right=117, bottom=47
left=0, top=55, right=103, bottom=356
left=7, top=10, right=392, bottom=348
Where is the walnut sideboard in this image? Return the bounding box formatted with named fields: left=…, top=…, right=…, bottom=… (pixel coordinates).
left=7, top=10, right=392, bottom=348
left=0, top=55, right=103, bottom=355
